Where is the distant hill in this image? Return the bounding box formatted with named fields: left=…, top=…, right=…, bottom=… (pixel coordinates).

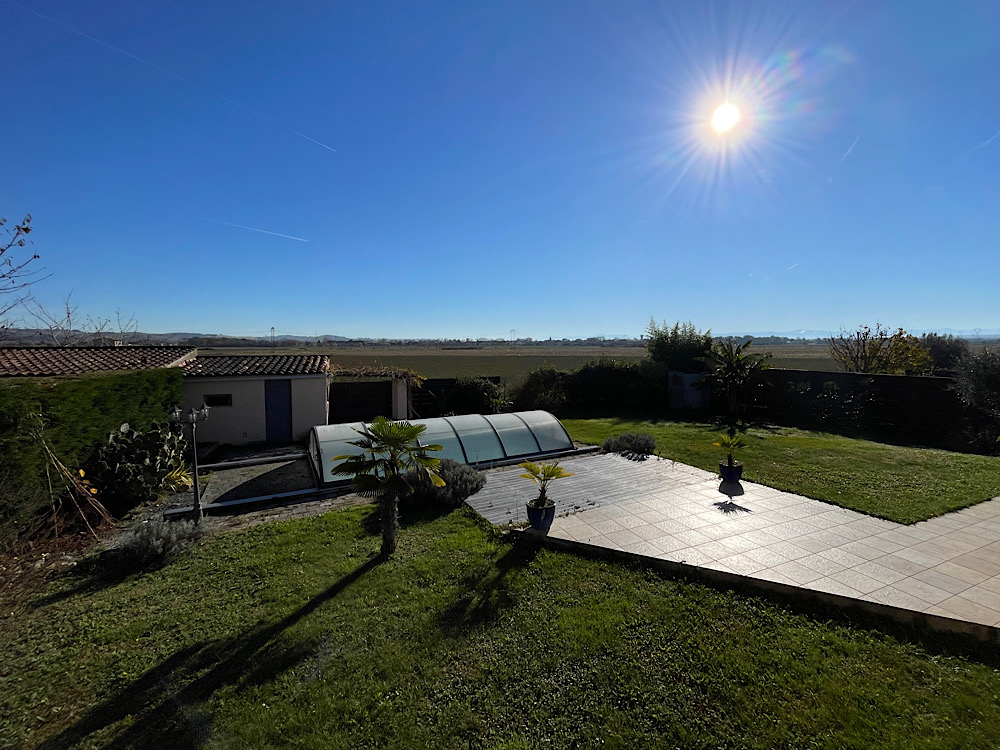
left=0, top=329, right=351, bottom=347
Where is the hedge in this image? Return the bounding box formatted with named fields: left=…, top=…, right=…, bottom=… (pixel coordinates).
left=0, top=368, right=183, bottom=546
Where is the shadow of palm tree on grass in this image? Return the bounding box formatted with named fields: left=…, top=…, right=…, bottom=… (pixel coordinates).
left=438, top=536, right=541, bottom=633
left=35, top=556, right=383, bottom=750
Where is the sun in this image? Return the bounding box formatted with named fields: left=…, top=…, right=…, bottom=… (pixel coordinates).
left=711, top=103, right=741, bottom=133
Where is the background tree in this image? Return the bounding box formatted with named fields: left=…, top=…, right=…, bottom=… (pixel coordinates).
left=23, top=292, right=139, bottom=347
left=332, top=416, right=443, bottom=557
left=700, top=339, right=772, bottom=422
left=883, top=328, right=934, bottom=375
left=920, top=333, right=970, bottom=375
left=829, top=324, right=932, bottom=375
left=0, top=214, right=44, bottom=333
left=645, top=319, right=713, bottom=372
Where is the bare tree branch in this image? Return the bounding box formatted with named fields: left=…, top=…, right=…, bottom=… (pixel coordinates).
left=0, top=213, right=48, bottom=332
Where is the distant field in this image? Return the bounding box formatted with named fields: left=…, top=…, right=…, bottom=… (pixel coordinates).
left=198, top=346, right=647, bottom=383
left=753, top=343, right=840, bottom=372
left=197, top=344, right=841, bottom=381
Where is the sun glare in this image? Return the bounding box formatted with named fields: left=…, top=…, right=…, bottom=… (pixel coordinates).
left=711, top=103, right=740, bottom=132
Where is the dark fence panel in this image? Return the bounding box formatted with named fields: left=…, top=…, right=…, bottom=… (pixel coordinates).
left=752, top=369, right=968, bottom=449
left=410, top=377, right=502, bottom=419
left=328, top=380, right=392, bottom=423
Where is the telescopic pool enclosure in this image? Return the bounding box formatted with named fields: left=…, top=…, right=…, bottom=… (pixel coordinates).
left=309, top=410, right=575, bottom=485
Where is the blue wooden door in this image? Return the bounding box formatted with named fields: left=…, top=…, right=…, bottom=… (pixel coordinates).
left=265, top=379, right=293, bottom=443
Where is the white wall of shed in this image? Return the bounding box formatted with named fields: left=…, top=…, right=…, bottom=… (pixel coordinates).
left=181, top=374, right=328, bottom=445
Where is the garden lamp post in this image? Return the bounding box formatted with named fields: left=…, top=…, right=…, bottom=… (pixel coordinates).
left=172, top=405, right=210, bottom=522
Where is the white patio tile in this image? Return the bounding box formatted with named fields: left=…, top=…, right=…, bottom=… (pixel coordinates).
left=631, top=524, right=673, bottom=542
left=838, top=541, right=887, bottom=561
left=636, top=509, right=669, bottom=524
left=797, top=555, right=848, bottom=577
left=785, top=535, right=835, bottom=554
left=810, top=578, right=864, bottom=598
left=651, top=534, right=690, bottom=554
left=933, top=560, right=993, bottom=586
left=769, top=560, right=824, bottom=585
left=623, top=540, right=670, bottom=558
left=589, top=518, right=627, bottom=535
left=670, top=547, right=716, bottom=566
left=613, top=514, right=649, bottom=530
left=932, top=595, right=1000, bottom=627
left=954, top=584, right=1000, bottom=612
left=672, top=528, right=713, bottom=547
left=828, top=568, right=884, bottom=595
left=949, top=553, right=1000, bottom=578
left=817, top=547, right=868, bottom=569
left=744, top=546, right=791, bottom=568
left=910, top=540, right=964, bottom=562
left=894, top=547, right=952, bottom=568
left=862, top=587, right=936, bottom=611
left=717, top=554, right=769, bottom=576
left=605, top=528, right=645, bottom=548
left=691, top=540, right=738, bottom=562
left=766, top=541, right=812, bottom=561
left=850, top=561, right=908, bottom=586
left=892, top=577, right=952, bottom=606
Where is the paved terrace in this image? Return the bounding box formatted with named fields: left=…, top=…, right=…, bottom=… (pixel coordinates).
left=466, top=453, right=1000, bottom=635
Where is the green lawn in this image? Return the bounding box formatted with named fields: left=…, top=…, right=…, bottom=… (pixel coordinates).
left=563, top=418, right=1000, bottom=525
left=3, top=507, right=999, bottom=749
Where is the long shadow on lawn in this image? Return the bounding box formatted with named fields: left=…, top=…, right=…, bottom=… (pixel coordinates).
left=438, top=535, right=542, bottom=634
left=35, top=555, right=383, bottom=750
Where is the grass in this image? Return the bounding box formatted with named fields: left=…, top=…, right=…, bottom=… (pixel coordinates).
left=3, top=507, right=1000, bottom=749
left=563, top=417, right=1000, bottom=524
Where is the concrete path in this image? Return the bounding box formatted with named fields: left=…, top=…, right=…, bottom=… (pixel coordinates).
left=466, top=453, right=1000, bottom=633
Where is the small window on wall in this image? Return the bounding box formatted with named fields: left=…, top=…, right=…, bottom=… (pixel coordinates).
left=204, top=394, right=233, bottom=407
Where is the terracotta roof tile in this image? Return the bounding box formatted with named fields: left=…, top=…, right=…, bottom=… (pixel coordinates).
left=0, top=346, right=197, bottom=378
left=182, top=355, right=330, bottom=378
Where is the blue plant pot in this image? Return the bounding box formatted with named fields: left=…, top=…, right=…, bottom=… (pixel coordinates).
left=526, top=503, right=555, bottom=531
left=719, top=461, right=743, bottom=483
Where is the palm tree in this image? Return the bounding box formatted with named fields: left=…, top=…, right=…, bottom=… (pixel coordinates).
left=518, top=461, right=573, bottom=508
left=701, top=339, right=772, bottom=423
left=332, top=416, right=444, bottom=557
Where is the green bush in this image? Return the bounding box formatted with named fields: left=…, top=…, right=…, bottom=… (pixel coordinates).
left=953, top=347, right=1000, bottom=451
left=86, top=422, right=189, bottom=518
left=645, top=320, right=713, bottom=372
left=565, top=358, right=640, bottom=412
left=601, top=432, right=657, bottom=455
left=511, top=366, right=569, bottom=413
left=437, top=377, right=508, bottom=415
left=404, top=458, right=486, bottom=510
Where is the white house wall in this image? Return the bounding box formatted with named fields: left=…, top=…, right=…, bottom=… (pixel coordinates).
left=290, top=376, right=329, bottom=441
left=181, top=375, right=328, bottom=445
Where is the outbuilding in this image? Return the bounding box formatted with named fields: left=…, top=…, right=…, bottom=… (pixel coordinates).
left=180, top=355, right=330, bottom=445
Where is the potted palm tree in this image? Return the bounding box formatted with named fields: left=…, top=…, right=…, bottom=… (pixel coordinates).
left=519, top=460, right=573, bottom=530
left=713, top=431, right=747, bottom=483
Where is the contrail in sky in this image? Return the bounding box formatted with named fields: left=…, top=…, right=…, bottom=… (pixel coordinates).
left=975, top=130, right=1000, bottom=149
left=837, top=136, right=860, bottom=164
left=215, top=221, right=310, bottom=242
left=6, top=0, right=338, bottom=153
left=787, top=263, right=799, bottom=270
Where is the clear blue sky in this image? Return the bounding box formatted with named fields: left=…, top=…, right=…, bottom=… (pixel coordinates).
left=4, top=1, right=998, bottom=339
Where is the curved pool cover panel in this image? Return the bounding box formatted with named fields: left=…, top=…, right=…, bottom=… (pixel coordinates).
left=309, top=410, right=573, bottom=485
